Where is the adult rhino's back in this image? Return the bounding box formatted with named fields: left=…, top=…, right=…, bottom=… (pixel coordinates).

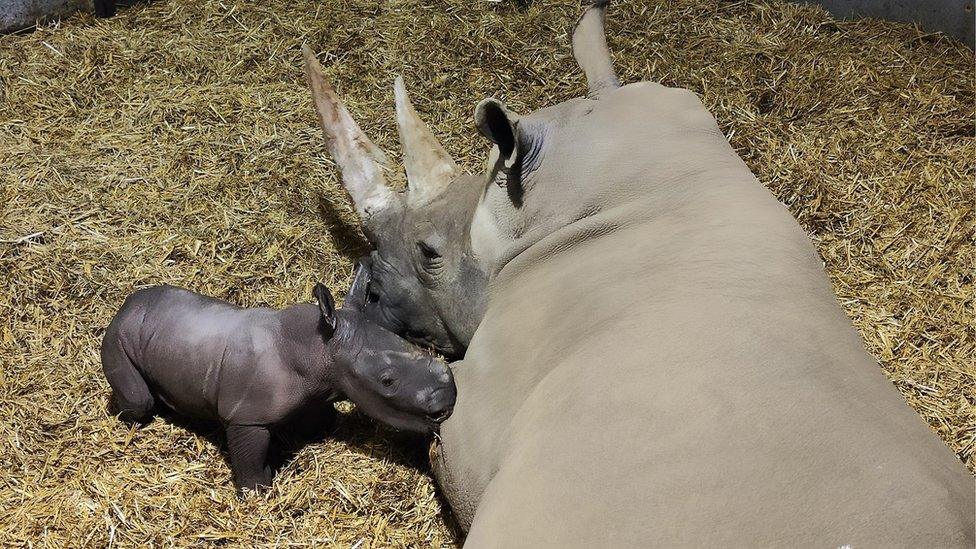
left=434, top=65, right=972, bottom=549
left=438, top=205, right=972, bottom=546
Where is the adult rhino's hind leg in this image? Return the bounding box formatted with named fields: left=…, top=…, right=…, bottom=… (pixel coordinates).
left=572, top=1, right=620, bottom=96
left=101, top=329, right=155, bottom=423
left=226, top=424, right=273, bottom=493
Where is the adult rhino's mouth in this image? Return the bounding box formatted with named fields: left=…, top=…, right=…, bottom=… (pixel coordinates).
left=364, top=258, right=463, bottom=358
left=365, top=296, right=460, bottom=357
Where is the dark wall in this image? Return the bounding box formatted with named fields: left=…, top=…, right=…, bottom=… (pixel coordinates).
left=798, top=0, right=974, bottom=47
left=1, top=0, right=973, bottom=47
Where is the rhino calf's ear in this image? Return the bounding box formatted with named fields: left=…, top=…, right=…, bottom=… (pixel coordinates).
left=314, top=283, right=338, bottom=333
left=475, top=98, right=519, bottom=160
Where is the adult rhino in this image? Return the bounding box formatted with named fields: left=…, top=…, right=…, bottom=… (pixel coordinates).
left=302, top=2, right=974, bottom=546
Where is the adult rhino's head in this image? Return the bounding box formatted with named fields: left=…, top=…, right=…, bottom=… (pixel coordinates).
left=301, top=2, right=619, bottom=358
left=301, top=45, right=488, bottom=359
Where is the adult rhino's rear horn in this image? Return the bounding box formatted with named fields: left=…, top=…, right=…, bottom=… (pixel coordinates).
left=302, top=45, right=395, bottom=222
left=572, top=0, right=620, bottom=96
left=394, top=76, right=458, bottom=207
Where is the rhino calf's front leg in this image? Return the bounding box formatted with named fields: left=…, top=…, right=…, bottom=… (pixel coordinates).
left=226, top=424, right=273, bottom=493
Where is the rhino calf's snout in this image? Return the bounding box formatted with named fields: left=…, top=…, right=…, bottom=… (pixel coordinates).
left=424, top=387, right=456, bottom=423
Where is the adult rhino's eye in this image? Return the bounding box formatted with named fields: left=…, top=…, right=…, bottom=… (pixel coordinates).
left=417, top=240, right=441, bottom=261
left=417, top=241, right=444, bottom=274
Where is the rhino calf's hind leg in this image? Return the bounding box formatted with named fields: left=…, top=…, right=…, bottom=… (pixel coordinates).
left=227, top=424, right=273, bottom=493
left=101, top=334, right=155, bottom=423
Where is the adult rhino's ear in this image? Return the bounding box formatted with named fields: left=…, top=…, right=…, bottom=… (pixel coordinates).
left=314, top=283, right=338, bottom=334
left=476, top=98, right=529, bottom=207
left=475, top=98, right=520, bottom=162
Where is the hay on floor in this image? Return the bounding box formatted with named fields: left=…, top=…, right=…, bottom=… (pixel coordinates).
left=0, top=0, right=972, bottom=546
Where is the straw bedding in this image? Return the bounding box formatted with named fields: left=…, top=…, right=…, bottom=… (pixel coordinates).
left=0, top=0, right=972, bottom=546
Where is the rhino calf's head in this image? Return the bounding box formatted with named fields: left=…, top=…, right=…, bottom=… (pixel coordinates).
left=319, top=260, right=456, bottom=433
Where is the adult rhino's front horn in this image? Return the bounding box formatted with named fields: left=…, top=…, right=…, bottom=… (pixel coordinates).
left=301, top=44, right=395, bottom=226
left=301, top=45, right=458, bottom=227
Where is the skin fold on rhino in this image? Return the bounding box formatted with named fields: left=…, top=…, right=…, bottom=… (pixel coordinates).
left=302, top=2, right=974, bottom=546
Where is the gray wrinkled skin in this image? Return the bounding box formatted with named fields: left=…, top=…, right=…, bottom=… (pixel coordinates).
left=362, top=177, right=488, bottom=359
left=306, top=3, right=974, bottom=546
left=100, top=263, right=455, bottom=492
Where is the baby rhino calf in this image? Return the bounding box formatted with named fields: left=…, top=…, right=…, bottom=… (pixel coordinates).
left=100, top=262, right=455, bottom=492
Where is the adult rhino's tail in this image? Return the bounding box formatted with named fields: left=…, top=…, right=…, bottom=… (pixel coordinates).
left=572, top=1, right=620, bottom=96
